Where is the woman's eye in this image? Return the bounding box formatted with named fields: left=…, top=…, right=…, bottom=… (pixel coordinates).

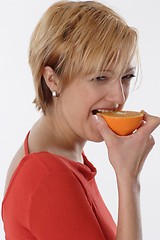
left=92, top=76, right=107, bottom=82
left=122, top=74, right=135, bottom=81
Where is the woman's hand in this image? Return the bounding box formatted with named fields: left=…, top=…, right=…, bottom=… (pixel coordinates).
left=93, top=111, right=160, bottom=240
left=93, top=111, right=160, bottom=181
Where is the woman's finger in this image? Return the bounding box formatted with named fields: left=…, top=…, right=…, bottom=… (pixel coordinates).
left=136, top=111, right=160, bottom=136
left=138, top=135, right=155, bottom=172
left=92, top=114, right=117, bottom=144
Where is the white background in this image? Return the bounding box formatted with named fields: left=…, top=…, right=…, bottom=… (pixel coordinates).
left=0, top=0, right=160, bottom=239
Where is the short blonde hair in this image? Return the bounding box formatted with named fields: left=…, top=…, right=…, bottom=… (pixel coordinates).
left=29, top=0, right=139, bottom=113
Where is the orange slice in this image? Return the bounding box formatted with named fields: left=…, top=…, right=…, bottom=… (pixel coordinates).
left=98, top=111, right=144, bottom=136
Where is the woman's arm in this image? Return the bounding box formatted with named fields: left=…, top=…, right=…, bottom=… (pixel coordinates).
left=116, top=173, right=142, bottom=239
left=93, top=111, right=160, bottom=240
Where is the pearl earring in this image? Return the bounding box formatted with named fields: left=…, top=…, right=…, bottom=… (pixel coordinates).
left=52, top=91, right=59, bottom=97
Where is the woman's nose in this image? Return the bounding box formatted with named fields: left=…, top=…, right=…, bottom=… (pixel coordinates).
left=105, top=81, right=126, bottom=105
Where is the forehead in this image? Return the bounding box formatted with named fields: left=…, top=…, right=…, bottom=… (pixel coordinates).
left=114, top=50, right=137, bottom=74
left=75, top=57, right=137, bottom=82
left=98, top=52, right=137, bottom=77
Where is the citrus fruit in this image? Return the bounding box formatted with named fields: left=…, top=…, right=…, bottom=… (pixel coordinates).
left=98, top=111, right=144, bottom=136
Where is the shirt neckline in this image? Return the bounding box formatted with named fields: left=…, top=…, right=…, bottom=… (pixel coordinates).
left=24, top=132, right=97, bottom=180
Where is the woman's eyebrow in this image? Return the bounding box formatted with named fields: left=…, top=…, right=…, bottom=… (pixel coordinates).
left=125, top=67, right=136, bottom=73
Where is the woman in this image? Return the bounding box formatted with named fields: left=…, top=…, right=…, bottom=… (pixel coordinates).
left=2, top=1, right=160, bottom=239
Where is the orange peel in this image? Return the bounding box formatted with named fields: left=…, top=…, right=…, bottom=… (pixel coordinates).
left=98, top=110, right=144, bottom=136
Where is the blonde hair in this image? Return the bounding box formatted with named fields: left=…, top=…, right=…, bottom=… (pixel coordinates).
left=29, top=0, right=139, bottom=113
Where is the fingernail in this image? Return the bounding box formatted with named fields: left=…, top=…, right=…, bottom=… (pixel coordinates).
left=92, top=114, right=99, bottom=122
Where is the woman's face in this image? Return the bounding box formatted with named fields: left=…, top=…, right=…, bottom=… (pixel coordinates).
left=54, top=64, right=136, bottom=143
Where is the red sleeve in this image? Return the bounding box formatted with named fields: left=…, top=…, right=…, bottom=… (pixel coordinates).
left=29, top=169, right=106, bottom=239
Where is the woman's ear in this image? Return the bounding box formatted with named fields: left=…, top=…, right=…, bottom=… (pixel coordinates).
left=42, top=66, right=59, bottom=92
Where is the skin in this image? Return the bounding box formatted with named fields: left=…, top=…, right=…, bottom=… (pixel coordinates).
left=5, top=63, right=160, bottom=240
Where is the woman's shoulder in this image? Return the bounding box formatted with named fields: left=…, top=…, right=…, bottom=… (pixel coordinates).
left=22, top=151, right=76, bottom=175
left=4, top=150, right=73, bottom=197
left=4, top=145, right=25, bottom=195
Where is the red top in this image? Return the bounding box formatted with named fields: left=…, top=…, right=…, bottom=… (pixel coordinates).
left=2, top=132, right=116, bottom=239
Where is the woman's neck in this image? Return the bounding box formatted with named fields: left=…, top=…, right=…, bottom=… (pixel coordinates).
left=29, top=114, right=86, bottom=164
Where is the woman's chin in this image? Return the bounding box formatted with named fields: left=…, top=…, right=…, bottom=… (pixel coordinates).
left=88, top=133, right=104, bottom=143
left=93, top=138, right=104, bottom=143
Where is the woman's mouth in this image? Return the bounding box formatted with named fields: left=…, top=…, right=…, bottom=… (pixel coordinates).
left=92, top=109, right=116, bottom=115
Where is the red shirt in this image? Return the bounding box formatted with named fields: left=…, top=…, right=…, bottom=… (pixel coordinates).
left=2, top=133, right=116, bottom=239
